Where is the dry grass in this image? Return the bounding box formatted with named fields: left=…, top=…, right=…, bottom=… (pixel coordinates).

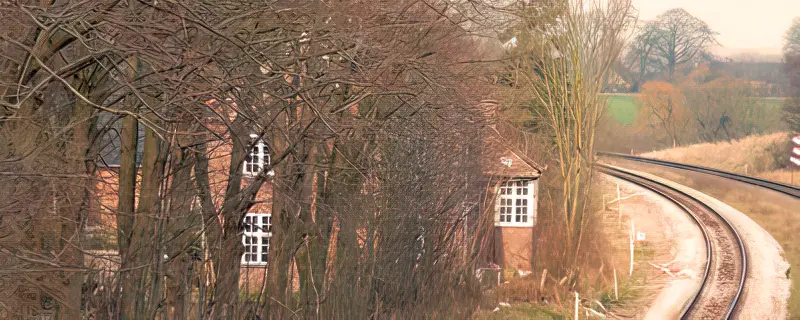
left=754, top=169, right=800, bottom=186
left=641, top=132, right=793, bottom=176
left=473, top=179, right=658, bottom=319
left=473, top=302, right=567, bottom=319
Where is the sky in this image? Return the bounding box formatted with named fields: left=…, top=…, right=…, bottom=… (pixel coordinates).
left=632, top=0, right=800, bottom=56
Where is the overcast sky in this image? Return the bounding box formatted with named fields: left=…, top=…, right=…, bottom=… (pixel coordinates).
left=632, top=0, right=800, bottom=55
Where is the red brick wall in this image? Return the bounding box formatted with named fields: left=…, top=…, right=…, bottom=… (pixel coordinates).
left=90, top=129, right=274, bottom=289
left=91, top=131, right=273, bottom=228
left=493, top=227, right=534, bottom=272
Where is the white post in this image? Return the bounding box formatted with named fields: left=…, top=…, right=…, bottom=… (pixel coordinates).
left=616, top=183, right=622, bottom=226
left=540, top=269, right=548, bottom=290
left=574, top=291, right=580, bottom=320
left=629, top=220, right=635, bottom=276
left=745, top=164, right=748, bottom=175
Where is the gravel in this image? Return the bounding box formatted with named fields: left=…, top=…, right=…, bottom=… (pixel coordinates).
left=608, top=166, right=791, bottom=319
left=598, top=175, right=706, bottom=319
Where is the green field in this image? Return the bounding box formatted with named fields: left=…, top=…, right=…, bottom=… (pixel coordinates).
left=602, top=94, right=786, bottom=132
left=603, top=94, right=639, bottom=125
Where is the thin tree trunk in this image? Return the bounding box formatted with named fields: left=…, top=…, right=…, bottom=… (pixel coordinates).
left=193, top=138, right=219, bottom=317
left=127, top=121, right=166, bottom=317
left=295, top=143, right=320, bottom=317
left=118, top=114, right=138, bottom=314
left=118, top=55, right=141, bottom=317
left=61, top=77, right=94, bottom=318
left=309, top=150, right=334, bottom=315
left=213, top=119, right=246, bottom=318
left=165, top=134, right=195, bottom=320
left=263, top=184, right=294, bottom=319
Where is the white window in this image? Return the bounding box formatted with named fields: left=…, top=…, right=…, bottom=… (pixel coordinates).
left=243, top=134, right=274, bottom=176
left=495, top=179, right=537, bottom=227
left=242, top=213, right=272, bottom=266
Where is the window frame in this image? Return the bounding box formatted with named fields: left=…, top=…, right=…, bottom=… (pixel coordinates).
left=241, top=212, right=272, bottom=266
left=243, top=134, right=274, bottom=176
left=494, top=179, right=537, bottom=227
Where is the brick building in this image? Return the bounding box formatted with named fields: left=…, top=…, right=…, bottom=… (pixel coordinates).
left=481, top=134, right=542, bottom=274
left=89, top=111, right=542, bottom=290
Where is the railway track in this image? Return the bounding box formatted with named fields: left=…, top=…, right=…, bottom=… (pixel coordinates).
left=598, top=152, right=800, bottom=198
left=596, top=164, right=747, bottom=319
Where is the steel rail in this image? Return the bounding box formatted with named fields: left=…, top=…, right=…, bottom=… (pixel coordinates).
left=596, top=164, right=747, bottom=319
left=598, top=152, right=800, bottom=198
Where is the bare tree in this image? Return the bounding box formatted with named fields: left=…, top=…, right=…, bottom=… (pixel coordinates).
left=504, top=0, right=633, bottom=273
left=623, top=8, right=718, bottom=83
left=634, top=81, right=691, bottom=147
left=683, top=74, right=762, bottom=142
left=616, top=22, right=664, bottom=91
left=1, top=0, right=504, bottom=318
left=784, top=17, right=800, bottom=134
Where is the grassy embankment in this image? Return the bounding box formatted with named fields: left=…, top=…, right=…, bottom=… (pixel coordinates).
left=598, top=93, right=786, bottom=154
left=641, top=132, right=796, bottom=186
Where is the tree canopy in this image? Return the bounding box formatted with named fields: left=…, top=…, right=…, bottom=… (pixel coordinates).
left=784, top=17, right=800, bottom=133
left=619, top=8, right=718, bottom=88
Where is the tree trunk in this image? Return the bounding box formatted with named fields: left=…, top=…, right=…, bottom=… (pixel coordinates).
left=165, top=136, right=196, bottom=320
left=309, top=156, right=334, bottom=315
left=193, top=139, right=219, bottom=317
left=263, top=184, right=294, bottom=319
left=60, top=78, right=95, bottom=318
left=126, top=121, right=166, bottom=318
left=295, top=142, right=322, bottom=317
left=118, top=114, right=138, bottom=315
left=213, top=120, right=246, bottom=318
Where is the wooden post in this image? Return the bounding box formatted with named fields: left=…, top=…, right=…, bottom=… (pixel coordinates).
left=616, top=183, right=622, bottom=226
left=613, top=268, right=618, bottom=300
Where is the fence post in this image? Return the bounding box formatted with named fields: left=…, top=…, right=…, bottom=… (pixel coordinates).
left=613, top=268, right=618, bottom=300
left=629, top=220, right=635, bottom=276
left=617, top=183, right=622, bottom=226
left=574, top=292, right=579, bottom=320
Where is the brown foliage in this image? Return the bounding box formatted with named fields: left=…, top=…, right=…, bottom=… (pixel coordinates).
left=635, top=81, right=689, bottom=147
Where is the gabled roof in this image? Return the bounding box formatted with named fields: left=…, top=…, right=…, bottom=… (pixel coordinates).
left=481, top=127, right=543, bottom=179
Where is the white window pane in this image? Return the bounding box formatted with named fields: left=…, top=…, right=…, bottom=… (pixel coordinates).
left=261, top=237, right=269, bottom=262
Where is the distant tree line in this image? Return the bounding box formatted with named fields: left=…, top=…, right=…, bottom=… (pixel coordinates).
left=612, top=8, right=788, bottom=97
left=784, top=17, right=800, bottom=134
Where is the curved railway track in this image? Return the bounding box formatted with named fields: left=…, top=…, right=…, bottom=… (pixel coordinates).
left=596, top=164, right=747, bottom=319
left=598, top=152, right=800, bottom=198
